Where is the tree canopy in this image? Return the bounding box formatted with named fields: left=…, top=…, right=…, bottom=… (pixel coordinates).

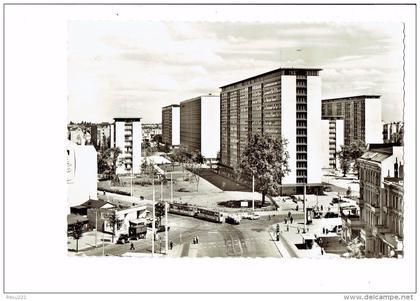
left=238, top=133, right=290, bottom=205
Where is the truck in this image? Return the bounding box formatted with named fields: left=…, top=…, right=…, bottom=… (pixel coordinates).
left=128, top=219, right=148, bottom=240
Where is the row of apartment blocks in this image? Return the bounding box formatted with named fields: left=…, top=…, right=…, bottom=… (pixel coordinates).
left=162, top=95, right=220, bottom=163
left=161, top=67, right=400, bottom=190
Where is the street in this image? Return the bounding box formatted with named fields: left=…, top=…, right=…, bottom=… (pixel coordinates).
left=80, top=213, right=286, bottom=258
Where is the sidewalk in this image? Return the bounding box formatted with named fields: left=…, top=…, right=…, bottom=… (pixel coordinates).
left=68, top=231, right=114, bottom=252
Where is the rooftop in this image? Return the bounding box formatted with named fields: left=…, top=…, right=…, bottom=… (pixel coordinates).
left=180, top=94, right=219, bottom=104
left=220, top=67, right=322, bottom=89
left=162, top=104, right=180, bottom=109
left=114, top=117, right=141, bottom=122
left=322, top=95, right=381, bottom=102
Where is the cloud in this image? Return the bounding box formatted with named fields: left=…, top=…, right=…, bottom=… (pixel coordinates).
left=68, top=21, right=404, bottom=123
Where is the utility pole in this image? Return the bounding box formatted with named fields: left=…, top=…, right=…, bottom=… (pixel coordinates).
left=130, top=170, right=133, bottom=197
left=165, top=201, right=168, bottom=254
left=252, top=174, right=255, bottom=211
left=152, top=177, right=155, bottom=257
left=95, top=211, right=97, bottom=248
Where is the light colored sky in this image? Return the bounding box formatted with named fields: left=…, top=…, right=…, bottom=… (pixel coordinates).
left=68, top=21, right=404, bottom=124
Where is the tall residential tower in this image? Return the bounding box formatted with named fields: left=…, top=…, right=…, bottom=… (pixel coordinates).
left=220, top=67, right=322, bottom=189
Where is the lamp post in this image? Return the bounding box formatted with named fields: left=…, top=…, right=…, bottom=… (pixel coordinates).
left=252, top=174, right=255, bottom=211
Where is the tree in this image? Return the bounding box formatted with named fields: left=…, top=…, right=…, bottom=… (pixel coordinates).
left=97, top=147, right=122, bottom=184
left=107, top=212, right=124, bottom=243
left=190, top=150, right=204, bottom=192
left=349, top=140, right=367, bottom=176
left=154, top=201, right=166, bottom=227
left=337, top=140, right=366, bottom=177
left=71, top=221, right=84, bottom=253
left=238, top=133, right=291, bottom=206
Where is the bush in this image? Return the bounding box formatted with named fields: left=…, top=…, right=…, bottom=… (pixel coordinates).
left=98, top=187, right=131, bottom=196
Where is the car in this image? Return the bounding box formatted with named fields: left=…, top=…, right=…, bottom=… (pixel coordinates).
left=249, top=213, right=260, bottom=220
left=116, top=234, right=130, bottom=244
left=226, top=215, right=241, bottom=225
left=323, top=186, right=333, bottom=192
left=324, top=212, right=340, bottom=218
left=330, top=197, right=349, bottom=206
left=156, top=225, right=171, bottom=233
left=177, top=188, right=189, bottom=192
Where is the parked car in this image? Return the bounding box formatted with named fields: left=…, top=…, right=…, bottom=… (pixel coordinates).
left=116, top=234, right=130, bottom=244
left=330, top=197, right=349, bottom=206
left=323, top=186, right=333, bottom=192
left=177, top=188, right=189, bottom=192
left=324, top=212, right=340, bottom=218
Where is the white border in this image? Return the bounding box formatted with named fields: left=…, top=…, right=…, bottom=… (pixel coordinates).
left=1, top=3, right=417, bottom=298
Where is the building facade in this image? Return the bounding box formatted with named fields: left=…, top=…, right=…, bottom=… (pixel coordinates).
left=383, top=121, right=404, bottom=144
left=220, top=67, right=322, bottom=186
left=112, top=118, right=142, bottom=175
left=142, top=123, right=162, bottom=143
left=357, top=144, right=404, bottom=258
left=180, top=95, right=220, bottom=161
left=321, top=118, right=345, bottom=169
left=322, top=95, right=382, bottom=146
left=97, top=122, right=112, bottom=150
left=67, top=140, right=98, bottom=209
left=162, top=105, right=180, bottom=147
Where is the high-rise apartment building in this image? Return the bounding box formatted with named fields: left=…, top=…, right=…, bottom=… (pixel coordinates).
left=180, top=95, right=220, bottom=162
left=322, top=95, right=382, bottom=146
left=357, top=143, right=404, bottom=258
left=111, top=118, right=142, bottom=175
left=162, top=105, right=180, bottom=147
left=220, top=67, right=322, bottom=187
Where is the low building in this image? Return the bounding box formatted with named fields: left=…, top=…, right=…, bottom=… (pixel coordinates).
left=180, top=95, right=220, bottom=163
left=357, top=143, right=404, bottom=257
left=86, top=199, right=147, bottom=237
left=68, top=124, right=98, bottom=149
left=67, top=140, right=97, bottom=209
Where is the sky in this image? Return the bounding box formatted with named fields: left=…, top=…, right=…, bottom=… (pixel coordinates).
left=68, top=21, right=404, bottom=124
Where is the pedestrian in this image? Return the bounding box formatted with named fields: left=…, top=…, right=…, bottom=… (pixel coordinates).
left=297, top=227, right=300, bottom=234
left=296, top=205, right=299, bottom=211
left=170, top=241, right=173, bottom=250
left=290, top=216, right=293, bottom=224
left=322, top=227, right=325, bottom=234
left=321, top=248, right=324, bottom=255
left=288, top=211, right=291, bottom=218
left=286, top=225, right=289, bottom=232
left=130, top=242, right=135, bottom=250
left=196, top=236, right=199, bottom=244
left=321, top=205, right=324, bottom=211
left=193, top=236, right=196, bottom=244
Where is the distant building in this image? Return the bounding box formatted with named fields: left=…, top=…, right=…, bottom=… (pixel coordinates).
left=220, top=67, right=323, bottom=190
left=357, top=143, right=404, bottom=258
left=142, top=123, right=162, bottom=142
left=68, top=124, right=98, bottom=149
left=180, top=95, right=220, bottom=162
left=162, top=105, right=180, bottom=147
left=322, top=95, right=382, bottom=146
left=67, top=140, right=97, bottom=209
left=97, top=122, right=112, bottom=150
left=112, top=118, right=142, bottom=175
left=383, top=121, right=404, bottom=144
